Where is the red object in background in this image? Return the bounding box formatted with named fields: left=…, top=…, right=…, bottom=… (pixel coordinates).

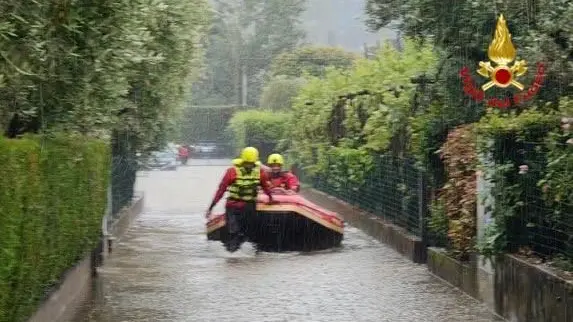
left=178, top=146, right=189, bottom=157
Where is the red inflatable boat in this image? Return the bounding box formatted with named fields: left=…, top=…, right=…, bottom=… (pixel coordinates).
left=206, top=189, right=344, bottom=251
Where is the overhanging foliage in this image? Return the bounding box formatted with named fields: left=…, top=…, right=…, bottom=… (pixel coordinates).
left=0, top=0, right=210, bottom=152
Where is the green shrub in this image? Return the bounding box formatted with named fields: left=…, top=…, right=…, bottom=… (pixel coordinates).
left=428, top=199, right=448, bottom=247
left=227, top=109, right=291, bottom=159
left=179, top=105, right=253, bottom=143
left=318, top=147, right=374, bottom=194
left=438, top=124, right=478, bottom=261
left=259, top=76, right=306, bottom=110
left=0, top=134, right=110, bottom=322
left=288, top=39, right=438, bottom=175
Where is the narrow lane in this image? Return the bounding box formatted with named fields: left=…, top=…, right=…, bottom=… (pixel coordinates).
left=83, top=160, right=503, bottom=322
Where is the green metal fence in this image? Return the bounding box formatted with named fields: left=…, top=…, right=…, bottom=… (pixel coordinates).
left=491, top=140, right=573, bottom=264
left=298, top=154, right=428, bottom=238
left=296, top=143, right=572, bottom=267
left=111, top=130, right=137, bottom=216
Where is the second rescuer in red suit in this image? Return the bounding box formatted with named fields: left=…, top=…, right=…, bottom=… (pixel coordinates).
left=266, top=153, right=300, bottom=193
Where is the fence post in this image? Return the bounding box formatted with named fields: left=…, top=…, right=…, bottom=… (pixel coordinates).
left=418, top=170, right=428, bottom=244
left=477, top=144, right=495, bottom=275
left=98, top=183, right=113, bottom=266
left=476, top=159, right=496, bottom=310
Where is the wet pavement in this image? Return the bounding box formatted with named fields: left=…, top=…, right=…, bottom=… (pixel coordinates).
left=82, top=159, right=503, bottom=322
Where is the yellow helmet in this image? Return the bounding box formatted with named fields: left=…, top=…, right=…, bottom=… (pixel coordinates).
left=240, top=146, right=259, bottom=163
left=267, top=153, right=284, bottom=165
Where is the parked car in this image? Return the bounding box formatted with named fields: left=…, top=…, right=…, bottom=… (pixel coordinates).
left=192, top=141, right=218, bottom=158
left=145, top=150, right=178, bottom=171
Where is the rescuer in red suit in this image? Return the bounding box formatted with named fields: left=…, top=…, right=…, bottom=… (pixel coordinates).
left=177, top=144, right=189, bottom=165
left=206, top=147, right=274, bottom=252
left=266, top=153, right=300, bottom=194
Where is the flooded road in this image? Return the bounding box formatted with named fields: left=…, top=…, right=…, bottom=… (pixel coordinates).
left=82, top=159, right=503, bottom=322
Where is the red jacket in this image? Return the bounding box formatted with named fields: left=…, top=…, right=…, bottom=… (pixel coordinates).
left=178, top=146, right=189, bottom=157
left=210, top=167, right=272, bottom=209
left=268, top=171, right=300, bottom=191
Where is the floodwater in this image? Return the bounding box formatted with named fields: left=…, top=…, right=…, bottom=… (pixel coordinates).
left=81, top=159, right=503, bottom=322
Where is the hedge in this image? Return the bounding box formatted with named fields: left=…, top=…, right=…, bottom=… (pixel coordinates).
left=226, top=109, right=291, bottom=160
left=0, top=134, right=110, bottom=322
left=179, top=105, right=253, bottom=143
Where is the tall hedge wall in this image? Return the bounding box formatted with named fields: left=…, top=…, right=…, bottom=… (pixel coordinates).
left=226, top=109, right=291, bottom=160
left=179, top=105, right=253, bottom=143
left=0, top=135, right=110, bottom=322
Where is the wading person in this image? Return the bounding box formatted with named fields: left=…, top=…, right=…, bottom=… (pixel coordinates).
left=206, top=147, right=274, bottom=252
left=178, top=144, right=189, bottom=165
left=266, top=153, right=300, bottom=194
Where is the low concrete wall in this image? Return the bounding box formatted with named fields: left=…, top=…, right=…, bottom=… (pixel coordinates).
left=427, top=248, right=479, bottom=298
left=427, top=248, right=494, bottom=309
left=302, top=188, right=426, bottom=263
left=28, top=194, right=144, bottom=322
left=427, top=247, right=573, bottom=321
left=28, top=254, right=95, bottom=322
left=104, top=193, right=145, bottom=255
left=495, top=254, right=573, bottom=322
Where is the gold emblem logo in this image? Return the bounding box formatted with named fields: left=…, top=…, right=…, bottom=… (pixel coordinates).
left=476, top=14, right=528, bottom=91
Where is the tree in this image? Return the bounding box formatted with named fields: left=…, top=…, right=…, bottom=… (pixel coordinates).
left=365, top=1, right=573, bottom=265
left=255, top=46, right=357, bottom=111
left=0, top=0, right=154, bottom=136
left=362, top=0, right=573, bottom=178
left=270, top=46, right=358, bottom=78
left=288, top=39, right=438, bottom=170
left=0, top=0, right=209, bottom=152
left=123, top=0, right=210, bottom=152
left=190, top=0, right=307, bottom=106
left=259, top=75, right=306, bottom=110
left=365, top=0, right=573, bottom=103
